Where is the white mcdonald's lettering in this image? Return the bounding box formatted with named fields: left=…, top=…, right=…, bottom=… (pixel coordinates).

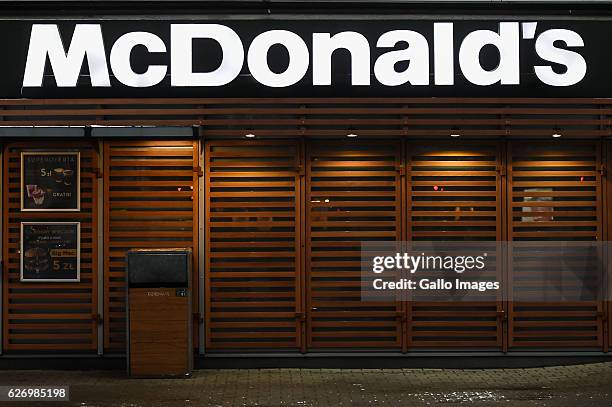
left=21, top=22, right=587, bottom=88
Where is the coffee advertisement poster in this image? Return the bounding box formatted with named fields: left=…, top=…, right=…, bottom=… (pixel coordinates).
left=21, top=151, right=80, bottom=211
left=20, top=222, right=80, bottom=282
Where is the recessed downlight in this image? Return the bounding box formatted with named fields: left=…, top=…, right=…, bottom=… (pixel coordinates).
left=245, top=133, right=256, bottom=138
left=450, top=133, right=461, bottom=138
left=347, top=133, right=358, bottom=138
left=552, top=133, right=562, bottom=138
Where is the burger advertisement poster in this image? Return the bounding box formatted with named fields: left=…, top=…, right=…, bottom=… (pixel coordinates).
left=21, top=151, right=80, bottom=211
left=20, top=222, right=80, bottom=282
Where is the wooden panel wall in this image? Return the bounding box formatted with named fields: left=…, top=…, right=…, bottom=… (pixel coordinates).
left=1, top=98, right=607, bottom=140
left=2, top=141, right=98, bottom=352
left=306, top=141, right=403, bottom=349
left=103, top=140, right=199, bottom=351
left=507, top=142, right=604, bottom=348
left=204, top=141, right=302, bottom=350
left=406, top=142, right=504, bottom=349
left=0, top=96, right=611, bottom=355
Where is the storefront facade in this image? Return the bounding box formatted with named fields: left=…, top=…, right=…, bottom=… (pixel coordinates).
left=0, top=1, right=611, bottom=362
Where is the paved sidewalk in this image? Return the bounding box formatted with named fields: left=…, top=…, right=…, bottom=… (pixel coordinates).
left=0, top=363, right=611, bottom=406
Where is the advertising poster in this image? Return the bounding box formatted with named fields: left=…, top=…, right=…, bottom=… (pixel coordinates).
left=20, top=222, right=80, bottom=282
left=21, top=151, right=80, bottom=211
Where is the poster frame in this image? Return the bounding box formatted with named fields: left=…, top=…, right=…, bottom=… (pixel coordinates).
left=20, top=151, right=81, bottom=212
left=20, top=221, right=81, bottom=282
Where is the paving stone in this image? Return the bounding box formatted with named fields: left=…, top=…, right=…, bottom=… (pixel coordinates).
left=0, top=363, right=611, bottom=406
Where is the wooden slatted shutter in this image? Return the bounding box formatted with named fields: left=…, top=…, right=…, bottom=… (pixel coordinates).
left=306, top=141, right=402, bottom=349
left=507, top=141, right=604, bottom=348
left=406, top=142, right=503, bottom=348
left=103, top=140, right=199, bottom=351
left=204, top=141, right=302, bottom=350
left=2, top=141, right=98, bottom=352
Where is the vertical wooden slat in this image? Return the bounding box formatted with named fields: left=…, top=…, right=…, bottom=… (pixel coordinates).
left=204, top=140, right=301, bottom=350
left=102, top=142, right=111, bottom=351
left=306, top=140, right=402, bottom=349
left=501, top=141, right=509, bottom=353
left=0, top=142, right=2, bottom=354
left=400, top=138, right=409, bottom=353
left=2, top=141, right=98, bottom=352
left=103, top=140, right=198, bottom=352
left=198, top=138, right=206, bottom=354
left=606, top=141, right=612, bottom=352
left=2, top=143, right=6, bottom=353
left=298, top=138, right=307, bottom=353
left=507, top=141, right=603, bottom=349
left=191, top=140, right=200, bottom=349
left=406, top=141, right=503, bottom=349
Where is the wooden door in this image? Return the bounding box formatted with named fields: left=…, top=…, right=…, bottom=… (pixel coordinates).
left=306, top=140, right=403, bottom=349
left=103, top=140, right=199, bottom=352
left=507, top=141, right=604, bottom=349
left=204, top=141, right=302, bottom=350
left=2, top=141, right=98, bottom=352
left=406, top=141, right=504, bottom=349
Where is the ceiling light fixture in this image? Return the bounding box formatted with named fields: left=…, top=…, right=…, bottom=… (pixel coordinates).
left=552, top=132, right=562, bottom=138
left=245, top=133, right=256, bottom=138
left=347, top=133, right=358, bottom=138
